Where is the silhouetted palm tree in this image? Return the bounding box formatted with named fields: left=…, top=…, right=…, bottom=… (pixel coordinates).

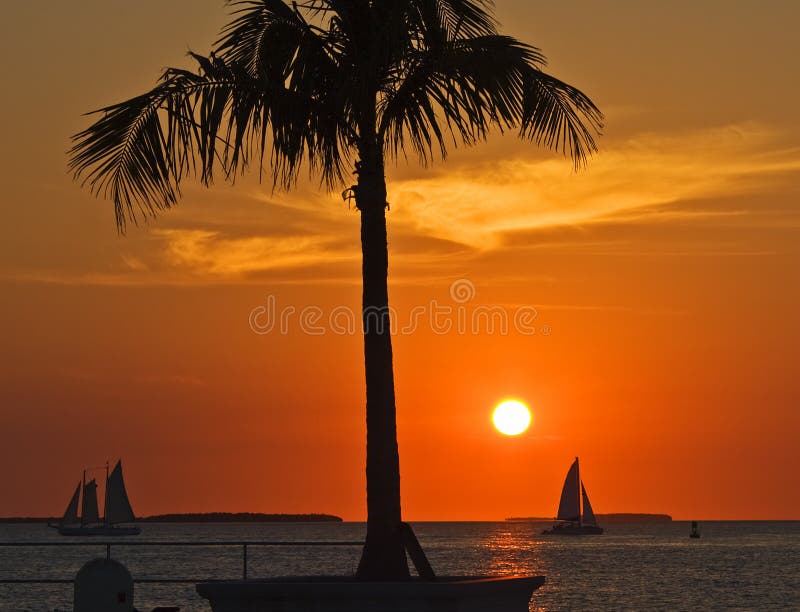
left=70, top=0, right=601, bottom=580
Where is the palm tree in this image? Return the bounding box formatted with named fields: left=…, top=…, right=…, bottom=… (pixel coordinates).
left=70, top=0, right=602, bottom=580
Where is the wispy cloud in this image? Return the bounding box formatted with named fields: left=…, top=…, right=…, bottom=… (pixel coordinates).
left=388, top=122, right=800, bottom=248
left=3, top=122, right=797, bottom=287
left=120, top=254, right=149, bottom=272
left=153, top=228, right=358, bottom=277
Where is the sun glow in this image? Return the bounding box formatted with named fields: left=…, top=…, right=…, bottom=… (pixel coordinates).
left=492, top=400, right=532, bottom=436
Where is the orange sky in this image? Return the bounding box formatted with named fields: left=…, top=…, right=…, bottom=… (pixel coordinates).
left=1, top=1, right=799, bottom=520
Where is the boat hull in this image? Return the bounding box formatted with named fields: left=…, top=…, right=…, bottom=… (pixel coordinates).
left=542, top=524, right=604, bottom=535
left=56, top=525, right=141, bottom=536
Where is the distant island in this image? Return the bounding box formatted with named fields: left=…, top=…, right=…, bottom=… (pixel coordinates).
left=506, top=513, right=673, bottom=524
left=139, top=513, right=343, bottom=523
left=0, top=513, right=343, bottom=524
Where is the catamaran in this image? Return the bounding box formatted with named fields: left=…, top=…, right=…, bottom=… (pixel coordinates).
left=542, top=457, right=603, bottom=535
left=50, top=460, right=140, bottom=536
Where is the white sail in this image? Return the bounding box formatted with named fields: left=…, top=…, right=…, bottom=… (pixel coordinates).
left=581, top=482, right=597, bottom=526
left=105, top=460, right=136, bottom=525
left=556, top=458, right=581, bottom=522
left=81, top=479, right=100, bottom=525
left=61, top=482, right=81, bottom=526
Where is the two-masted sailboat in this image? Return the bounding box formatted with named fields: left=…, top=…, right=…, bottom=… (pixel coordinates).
left=542, top=457, right=603, bottom=535
left=50, top=460, right=140, bottom=536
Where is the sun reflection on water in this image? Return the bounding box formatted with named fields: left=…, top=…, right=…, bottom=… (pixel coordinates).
left=476, top=524, right=554, bottom=611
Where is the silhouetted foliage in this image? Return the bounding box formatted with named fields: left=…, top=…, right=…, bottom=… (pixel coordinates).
left=70, top=0, right=601, bottom=231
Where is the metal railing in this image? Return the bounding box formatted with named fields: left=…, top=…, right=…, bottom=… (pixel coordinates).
left=0, top=540, right=364, bottom=584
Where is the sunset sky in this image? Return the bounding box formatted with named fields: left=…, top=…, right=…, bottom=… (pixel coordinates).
left=1, top=1, right=799, bottom=521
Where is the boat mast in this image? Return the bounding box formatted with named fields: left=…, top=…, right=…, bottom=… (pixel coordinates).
left=575, top=457, right=582, bottom=527
left=80, top=469, right=86, bottom=526
left=104, top=461, right=110, bottom=527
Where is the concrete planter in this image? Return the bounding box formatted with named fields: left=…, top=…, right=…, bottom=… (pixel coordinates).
left=196, top=575, right=544, bottom=612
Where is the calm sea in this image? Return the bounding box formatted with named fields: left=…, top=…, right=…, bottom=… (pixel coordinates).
left=1, top=521, right=797, bottom=611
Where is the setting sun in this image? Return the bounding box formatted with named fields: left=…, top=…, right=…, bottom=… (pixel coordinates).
left=492, top=400, right=532, bottom=436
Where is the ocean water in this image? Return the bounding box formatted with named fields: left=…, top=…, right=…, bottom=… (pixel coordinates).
left=0, top=521, right=798, bottom=611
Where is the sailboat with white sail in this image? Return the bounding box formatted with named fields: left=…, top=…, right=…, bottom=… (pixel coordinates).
left=542, top=457, right=603, bottom=535
left=50, top=460, right=141, bottom=536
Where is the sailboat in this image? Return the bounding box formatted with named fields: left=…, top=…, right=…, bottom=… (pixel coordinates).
left=50, top=460, right=141, bottom=536
left=542, top=457, right=604, bottom=535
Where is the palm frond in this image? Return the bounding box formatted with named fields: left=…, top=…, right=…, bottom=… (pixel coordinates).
left=375, top=0, right=601, bottom=169
left=218, top=0, right=336, bottom=81
left=378, top=36, right=549, bottom=163
left=69, top=73, right=204, bottom=230
left=69, top=52, right=331, bottom=231
left=404, top=0, right=498, bottom=40
left=218, top=1, right=355, bottom=187
left=519, top=70, right=603, bottom=169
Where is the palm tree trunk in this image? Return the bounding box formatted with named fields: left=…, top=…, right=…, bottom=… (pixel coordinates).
left=354, top=152, right=409, bottom=580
